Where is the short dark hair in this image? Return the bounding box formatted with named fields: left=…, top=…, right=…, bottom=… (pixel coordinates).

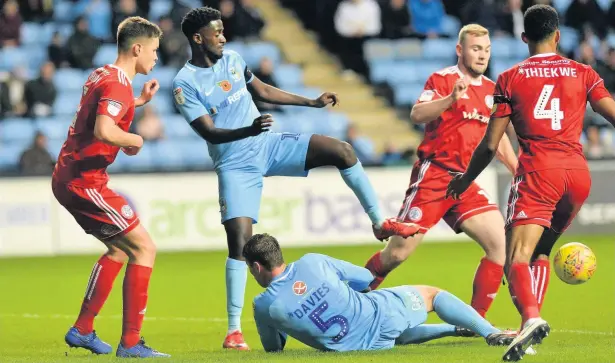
left=242, top=234, right=285, bottom=271
left=117, top=16, right=162, bottom=52
left=523, top=5, right=559, bottom=43
left=181, top=7, right=221, bottom=40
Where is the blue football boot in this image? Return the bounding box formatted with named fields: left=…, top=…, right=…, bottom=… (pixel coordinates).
left=116, top=337, right=170, bottom=358
left=65, top=327, right=112, bottom=354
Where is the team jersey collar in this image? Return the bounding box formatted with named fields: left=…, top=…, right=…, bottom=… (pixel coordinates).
left=271, top=263, right=294, bottom=283
left=528, top=53, right=557, bottom=58
left=107, top=64, right=132, bottom=84
left=453, top=65, right=483, bottom=86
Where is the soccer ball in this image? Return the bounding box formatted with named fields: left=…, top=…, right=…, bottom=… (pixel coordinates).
left=553, top=242, right=596, bottom=285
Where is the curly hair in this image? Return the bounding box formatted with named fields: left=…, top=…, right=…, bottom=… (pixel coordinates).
left=524, top=5, right=559, bottom=43
left=181, top=7, right=222, bottom=40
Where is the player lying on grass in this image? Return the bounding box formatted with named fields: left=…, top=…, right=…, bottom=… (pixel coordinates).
left=172, top=7, right=420, bottom=350
left=446, top=5, right=615, bottom=362
left=244, top=233, right=515, bottom=352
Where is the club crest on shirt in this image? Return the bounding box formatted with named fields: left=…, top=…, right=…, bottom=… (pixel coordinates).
left=107, top=100, right=122, bottom=117
left=121, top=205, right=134, bottom=219
left=230, top=67, right=241, bottom=82
left=173, top=87, right=185, bottom=105
left=217, top=80, right=232, bottom=92
left=293, top=281, right=307, bottom=296
left=485, top=95, right=494, bottom=110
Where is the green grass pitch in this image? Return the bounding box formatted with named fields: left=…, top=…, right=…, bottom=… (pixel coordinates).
left=0, top=236, right=613, bottom=362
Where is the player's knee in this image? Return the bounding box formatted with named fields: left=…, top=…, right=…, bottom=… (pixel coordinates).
left=388, top=246, right=411, bottom=265
left=335, top=141, right=357, bottom=169
left=106, top=248, right=129, bottom=264
left=509, top=241, right=534, bottom=264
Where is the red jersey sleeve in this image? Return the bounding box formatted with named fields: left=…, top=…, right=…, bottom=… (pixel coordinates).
left=492, top=72, right=512, bottom=118
left=585, top=66, right=612, bottom=104
left=96, top=81, right=134, bottom=123
left=417, top=73, right=449, bottom=103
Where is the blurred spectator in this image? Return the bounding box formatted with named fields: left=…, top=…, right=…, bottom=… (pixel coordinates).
left=334, top=0, right=381, bottom=75
left=460, top=0, right=499, bottom=34
left=48, top=32, right=69, bottom=69
left=159, top=16, right=189, bottom=67
left=521, top=0, right=553, bottom=12
left=565, top=0, right=608, bottom=40
left=25, top=62, right=57, bottom=118
left=19, top=0, right=54, bottom=22
left=67, top=17, right=100, bottom=70
left=0, top=66, right=27, bottom=116
left=598, top=48, right=615, bottom=92
left=112, top=0, right=151, bottom=17
left=496, top=0, right=524, bottom=39
left=18, top=131, right=55, bottom=176
left=169, top=0, right=192, bottom=27
left=253, top=57, right=283, bottom=113
left=112, top=0, right=146, bottom=41
left=379, top=0, right=412, bottom=39
left=135, top=105, right=165, bottom=141
left=219, top=0, right=238, bottom=42
left=345, top=124, right=376, bottom=164
left=0, top=0, right=22, bottom=48
left=232, top=0, right=266, bottom=40
left=576, top=41, right=597, bottom=67
left=408, top=0, right=444, bottom=38
left=380, top=141, right=403, bottom=165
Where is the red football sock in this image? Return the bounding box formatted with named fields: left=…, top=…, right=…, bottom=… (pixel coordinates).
left=365, top=251, right=387, bottom=289
left=471, top=257, right=504, bottom=318
left=121, top=264, right=152, bottom=348
left=74, top=255, right=124, bottom=335
left=531, top=259, right=550, bottom=312
left=507, top=263, right=540, bottom=324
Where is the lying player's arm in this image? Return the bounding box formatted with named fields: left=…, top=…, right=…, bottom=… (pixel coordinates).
left=254, top=302, right=287, bottom=352
left=94, top=115, right=143, bottom=148
left=189, top=114, right=272, bottom=145
left=409, top=95, right=455, bottom=124
left=247, top=76, right=339, bottom=108
left=589, top=96, right=615, bottom=127
left=495, top=132, right=518, bottom=175
left=314, top=254, right=375, bottom=292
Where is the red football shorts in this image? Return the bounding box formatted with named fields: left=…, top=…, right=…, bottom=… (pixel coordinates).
left=505, top=168, right=591, bottom=233
left=397, top=160, right=499, bottom=234
left=52, top=182, right=140, bottom=240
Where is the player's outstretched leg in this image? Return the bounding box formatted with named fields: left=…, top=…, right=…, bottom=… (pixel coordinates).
left=365, top=234, right=424, bottom=290
left=65, top=245, right=126, bottom=354
left=459, top=212, right=506, bottom=319
left=304, top=135, right=420, bottom=240
left=530, top=228, right=560, bottom=312
left=112, top=225, right=169, bottom=358
left=221, top=218, right=251, bottom=351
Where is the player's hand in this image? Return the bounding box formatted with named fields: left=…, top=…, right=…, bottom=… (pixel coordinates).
left=122, top=135, right=144, bottom=156
left=136, top=79, right=160, bottom=106
left=249, top=114, right=274, bottom=135
left=445, top=171, right=471, bottom=200
left=450, top=77, right=469, bottom=102
left=312, top=92, right=339, bottom=108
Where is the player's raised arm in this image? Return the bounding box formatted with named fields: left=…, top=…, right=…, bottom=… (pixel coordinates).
left=410, top=75, right=465, bottom=124
left=94, top=83, right=143, bottom=149
left=496, top=132, right=518, bottom=175
left=253, top=299, right=287, bottom=353
left=311, top=254, right=374, bottom=292
left=247, top=75, right=339, bottom=109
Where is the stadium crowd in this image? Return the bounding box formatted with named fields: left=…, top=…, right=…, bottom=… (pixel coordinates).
left=0, top=0, right=614, bottom=176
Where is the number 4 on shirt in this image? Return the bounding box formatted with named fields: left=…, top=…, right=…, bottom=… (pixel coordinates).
left=534, top=84, right=564, bottom=130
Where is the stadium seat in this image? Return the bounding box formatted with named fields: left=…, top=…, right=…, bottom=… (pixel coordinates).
left=369, top=59, right=395, bottom=83
left=21, top=23, right=42, bottom=46
left=149, top=0, right=173, bottom=20
left=94, top=45, right=119, bottom=67
left=393, top=84, right=425, bottom=106
left=363, top=39, right=395, bottom=61
left=491, top=37, right=514, bottom=59
left=441, top=15, right=462, bottom=38
left=552, top=0, right=573, bottom=13
left=180, top=139, right=214, bottom=169
left=385, top=62, right=421, bottom=86
left=47, top=137, right=65, bottom=159
left=150, top=140, right=187, bottom=170
left=0, top=47, right=28, bottom=72
left=0, top=142, right=25, bottom=171
left=114, top=144, right=154, bottom=172
left=223, top=42, right=245, bottom=56
left=0, top=118, right=36, bottom=143
left=54, top=69, right=88, bottom=91
left=393, top=39, right=422, bottom=60
left=273, top=64, right=304, bottom=88
left=326, top=112, right=350, bottom=139
left=34, top=117, right=71, bottom=140
left=149, top=67, right=177, bottom=90
left=152, top=96, right=175, bottom=115
left=53, top=0, right=74, bottom=22
left=607, top=33, right=615, bottom=48
left=53, top=92, right=82, bottom=116
left=162, top=115, right=198, bottom=139
left=492, top=59, right=521, bottom=78
left=243, top=42, right=282, bottom=69
left=559, top=26, right=580, bottom=54
left=421, top=39, right=457, bottom=60
left=596, top=0, right=611, bottom=10
left=23, top=46, right=48, bottom=70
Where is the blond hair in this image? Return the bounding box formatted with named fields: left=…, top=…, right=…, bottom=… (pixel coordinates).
left=458, top=24, right=489, bottom=45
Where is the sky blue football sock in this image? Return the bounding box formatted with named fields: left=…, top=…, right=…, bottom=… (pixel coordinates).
left=433, top=291, right=499, bottom=338
left=226, top=257, right=247, bottom=333
left=396, top=324, right=457, bottom=345
left=339, top=160, right=384, bottom=227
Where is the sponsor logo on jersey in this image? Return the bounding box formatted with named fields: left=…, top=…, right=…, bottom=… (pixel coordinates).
left=462, top=108, right=489, bottom=124
left=408, top=207, right=422, bottom=222
left=230, top=67, right=242, bottom=82
left=173, top=87, right=185, bottom=105
left=100, top=224, right=119, bottom=236
left=292, top=281, right=307, bottom=296
left=121, top=205, right=134, bottom=219
left=217, top=80, right=232, bottom=92
left=107, top=100, right=122, bottom=117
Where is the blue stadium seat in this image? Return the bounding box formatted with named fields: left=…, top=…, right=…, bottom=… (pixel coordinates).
left=0, top=47, right=28, bottom=71
left=326, top=112, right=350, bottom=139
left=54, top=69, right=88, bottom=91
left=149, top=67, right=177, bottom=90
left=223, top=42, right=245, bottom=56
left=0, top=118, right=36, bottom=143
left=54, top=92, right=82, bottom=116
left=491, top=37, right=514, bottom=59
left=607, top=33, right=615, bottom=48
left=94, top=45, right=118, bottom=67
left=273, top=64, right=303, bottom=88
left=180, top=140, right=214, bottom=169
left=21, top=23, right=42, bottom=46
left=150, top=140, right=186, bottom=170
left=441, top=15, right=461, bottom=38
left=412, top=60, right=451, bottom=84
left=421, top=39, right=457, bottom=60
left=492, top=59, right=520, bottom=78
left=385, top=63, right=421, bottom=86
left=47, top=137, right=65, bottom=159
left=0, top=142, right=25, bottom=171
left=53, top=0, right=74, bottom=22
left=559, top=26, right=580, bottom=54
left=162, top=115, right=198, bottom=138
left=552, top=0, right=573, bottom=13
left=363, top=39, right=395, bottom=62
left=243, top=42, right=282, bottom=69
left=149, top=0, right=173, bottom=20
left=393, top=39, right=422, bottom=60
left=151, top=96, right=175, bottom=114
left=114, top=144, right=154, bottom=172
left=369, top=59, right=395, bottom=83
left=23, top=46, right=48, bottom=70
left=596, top=0, right=610, bottom=10
left=57, top=23, right=74, bottom=40
left=393, top=84, right=425, bottom=106
left=35, top=117, right=71, bottom=140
